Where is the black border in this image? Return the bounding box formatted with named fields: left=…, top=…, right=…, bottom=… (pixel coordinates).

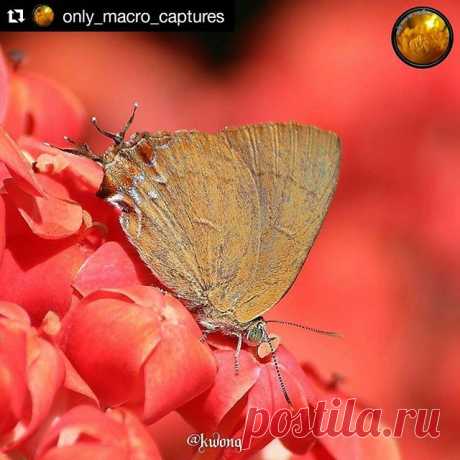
left=391, top=6, right=454, bottom=68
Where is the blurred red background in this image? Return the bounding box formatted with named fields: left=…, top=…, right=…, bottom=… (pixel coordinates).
left=1, top=0, right=459, bottom=458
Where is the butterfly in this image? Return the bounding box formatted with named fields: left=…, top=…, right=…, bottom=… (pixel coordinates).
left=53, top=103, right=341, bottom=404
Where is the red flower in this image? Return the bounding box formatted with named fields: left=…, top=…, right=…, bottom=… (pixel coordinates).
left=3, top=67, right=86, bottom=144
left=180, top=345, right=400, bottom=459
left=179, top=345, right=304, bottom=458
left=73, top=241, right=155, bottom=295
left=0, top=194, right=5, bottom=262
left=0, top=130, right=90, bottom=323
left=0, top=48, right=8, bottom=124
left=58, top=285, right=217, bottom=423
left=34, top=405, right=162, bottom=460
left=0, top=301, right=65, bottom=451
left=6, top=16, right=452, bottom=457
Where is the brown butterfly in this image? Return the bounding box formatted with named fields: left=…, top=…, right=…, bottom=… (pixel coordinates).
left=52, top=103, right=341, bottom=404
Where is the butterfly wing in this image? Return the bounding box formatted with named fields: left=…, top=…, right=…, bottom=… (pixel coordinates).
left=221, top=123, right=340, bottom=323
left=107, top=123, right=339, bottom=323
left=114, top=130, right=262, bottom=310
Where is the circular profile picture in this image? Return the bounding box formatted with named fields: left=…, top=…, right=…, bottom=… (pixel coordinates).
left=392, top=7, right=453, bottom=68
left=33, top=4, right=55, bottom=27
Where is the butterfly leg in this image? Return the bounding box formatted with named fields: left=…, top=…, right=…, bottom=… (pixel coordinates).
left=234, top=333, right=243, bottom=375
left=199, top=330, right=210, bottom=343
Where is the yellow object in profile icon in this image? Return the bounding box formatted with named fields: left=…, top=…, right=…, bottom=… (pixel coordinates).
left=33, top=4, right=55, bottom=27
left=392, top=7, right=453, bottom=68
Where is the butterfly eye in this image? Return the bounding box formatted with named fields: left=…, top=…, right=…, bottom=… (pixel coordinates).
left=246, top=323, right=265, bottom=345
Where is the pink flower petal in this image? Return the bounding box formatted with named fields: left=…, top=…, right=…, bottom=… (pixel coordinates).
left=108, top=408, right=162, bottom=460
left=0, top=196, right=5, bottom=265
left=0, top=316, right=28, bottom=436
left=3, top=179, right=83, bottom=239
left=61, top=292, right=162, bottom=407
left=35, top=406, right=161, bottom=460
left=0, top=322, right=65, bottom=450
left=3, top=72, right=86, bottom=144
left=225, top=350, right=309, bottom=459
left=73, top=241, right=154, bottom=297
left=18, top=137, right=103, bottom=194
left=0, top=127, right=42, bottom=196
left=59, top=351, right=99, bottom=406
left=0, top=237, right=86, bottom=325
left=35, top=405, right=126, bottom=458
left=0, top=48, right=8, bottom=123
left=179, top=349, right=260, bottom=432
left=0, top=300, right=31, bottom=326
left=143, top=294, right=217, bottom=423
left=38, top=444, right=125, bottom=460
left=21, top=338, right=66, bottom=445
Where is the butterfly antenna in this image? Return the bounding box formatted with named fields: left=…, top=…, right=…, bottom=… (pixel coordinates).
left=91, top=101, right=139, bottom=145
left=265, top=320, right=342, bottom=338
left=120, top=101, right=139, bottom=140
left=263, top=330, right=292, bottom=407
left=44, top=137, right=102, bottom=163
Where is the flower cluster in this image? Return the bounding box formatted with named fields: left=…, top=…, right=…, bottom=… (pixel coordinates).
left=0, top=42, right=401, bottom=460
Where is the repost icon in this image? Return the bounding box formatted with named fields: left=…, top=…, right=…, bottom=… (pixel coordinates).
left=7, top=9, right=25, bottom=24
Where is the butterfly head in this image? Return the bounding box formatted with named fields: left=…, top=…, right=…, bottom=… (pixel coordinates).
left=244, top=317, right=268, bottom=346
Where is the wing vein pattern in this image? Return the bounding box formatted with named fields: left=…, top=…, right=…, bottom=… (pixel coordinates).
left=118, top=123, right=340, bottom=323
